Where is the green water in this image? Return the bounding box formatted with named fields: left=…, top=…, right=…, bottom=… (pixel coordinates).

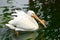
left=0, top=0, right=60, bottom=40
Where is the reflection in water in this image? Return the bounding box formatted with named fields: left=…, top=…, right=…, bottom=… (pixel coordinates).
left=16, top=32, right=38, bottom=40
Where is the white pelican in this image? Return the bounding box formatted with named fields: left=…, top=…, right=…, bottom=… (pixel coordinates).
left=6, top=10, right=47, bottom=36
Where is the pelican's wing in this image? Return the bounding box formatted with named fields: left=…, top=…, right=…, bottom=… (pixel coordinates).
left=15, top=10, right=38, bottom=27
left=14, top=14, right=39, bottom=31
left=5, top=24, right=15, bottom=29
left=11, top=10, right=26, bottom=18
left=6, top=10, right=39, bottom=31
left=13, top=10, right=39, bottom=31
left=15, top=10, right=26, bottom=15
left=5, top=19, right=17, bottom=29
left=6, top=24, right=26, bottom=31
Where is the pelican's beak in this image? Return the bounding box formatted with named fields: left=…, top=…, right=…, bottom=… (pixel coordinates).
left=32, top=13, right=47, bottom=28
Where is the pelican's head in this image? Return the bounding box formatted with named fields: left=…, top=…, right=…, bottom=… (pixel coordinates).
left=27, top=10, right=47, bottom=28
left=27, top=10, right=35, bottom=16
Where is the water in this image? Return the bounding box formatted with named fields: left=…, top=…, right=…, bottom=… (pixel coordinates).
left=0, top=0, right=60, bottom=40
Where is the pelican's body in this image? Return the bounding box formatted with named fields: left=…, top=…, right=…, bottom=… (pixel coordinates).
left=6, top=10, right=39, bottom=31
left=6, top=10, right=47, bottom=32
